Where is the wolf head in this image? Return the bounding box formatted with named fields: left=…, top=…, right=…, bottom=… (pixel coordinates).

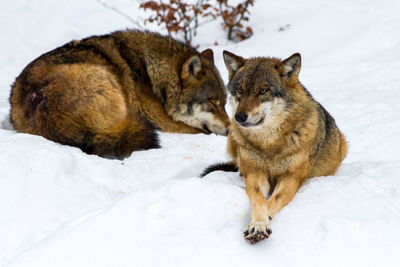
left=223, top=51, right=302, bottom=130
left=169, top=49, right=230, bottom=135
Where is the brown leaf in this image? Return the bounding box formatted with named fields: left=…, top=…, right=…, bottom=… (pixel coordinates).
left=140, top=1, right=160, bottom=11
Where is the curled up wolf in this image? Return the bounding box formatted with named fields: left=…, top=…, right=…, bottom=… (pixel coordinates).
left=9, top=30, right=230, bottom=157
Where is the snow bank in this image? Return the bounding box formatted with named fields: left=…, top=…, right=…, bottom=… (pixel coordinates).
left=1, top=0, right=400, bottom=266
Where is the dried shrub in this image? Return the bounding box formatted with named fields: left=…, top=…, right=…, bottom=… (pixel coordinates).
left=139, top=0, right=255, bottom=44
left=217, top=0, right=254, bottom=42
left=140, top=0, right=218, bottom=44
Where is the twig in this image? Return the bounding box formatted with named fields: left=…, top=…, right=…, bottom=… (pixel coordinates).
left=96, top=0, right=144, bottom=29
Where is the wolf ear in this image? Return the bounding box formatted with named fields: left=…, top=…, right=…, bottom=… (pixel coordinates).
left=201, top=49, right=214, bottom=63
left=278, top=53, right=301, bottom=79
left=223, top=50, right=245, bottom=77
left=181, top=55, right=202, bottom=80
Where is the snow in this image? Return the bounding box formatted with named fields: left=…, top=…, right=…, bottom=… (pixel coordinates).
left=1, top=0, right=400, bottom=266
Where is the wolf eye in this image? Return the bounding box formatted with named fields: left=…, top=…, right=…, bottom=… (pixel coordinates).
left=208, top=99, right=218, bottom=107
left=236, top=88, right=243, bottom=95
left=259, top=88, right=268, bottom=95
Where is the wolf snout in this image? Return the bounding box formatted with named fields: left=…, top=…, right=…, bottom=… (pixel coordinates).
left=211, top=125, right=229, bottom=136
left=203, top=123, right=228, bottom=136
left=235, top=112, right=248, bottom=124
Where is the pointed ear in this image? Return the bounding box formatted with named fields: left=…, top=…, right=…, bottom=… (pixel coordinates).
left=278, top=53, right=301, bottom=78
left=223, top=50, right=245, bottom=77
left=181, top=55, right=202, bottom=80
left=201, top=49, right=214, bottom=63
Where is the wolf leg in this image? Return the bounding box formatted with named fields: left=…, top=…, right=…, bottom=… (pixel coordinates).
left=244, top=172, right=272, bottom=243
left=267, top=176, right=301, bottom=218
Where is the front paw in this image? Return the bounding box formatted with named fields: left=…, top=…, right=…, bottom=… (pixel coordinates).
left=244, top=220, right=272, bottom=244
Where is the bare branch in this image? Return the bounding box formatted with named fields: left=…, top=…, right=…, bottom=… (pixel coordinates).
left=96, top=0, right=144, bottom=29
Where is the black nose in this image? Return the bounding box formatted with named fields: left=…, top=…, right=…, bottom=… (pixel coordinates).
left=235, top=112, right=248, bottom=124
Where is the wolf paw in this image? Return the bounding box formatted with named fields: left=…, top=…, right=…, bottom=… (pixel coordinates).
left=244, top=221, right=272, bottom=244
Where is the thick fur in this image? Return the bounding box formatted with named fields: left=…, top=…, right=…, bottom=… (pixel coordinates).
left=203, top=51, right=348, bottom=243
left=9, top=30, right=230, bottom=157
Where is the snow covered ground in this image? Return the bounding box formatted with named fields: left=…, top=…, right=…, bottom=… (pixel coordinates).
left=1, top=0, right=400, bottom=266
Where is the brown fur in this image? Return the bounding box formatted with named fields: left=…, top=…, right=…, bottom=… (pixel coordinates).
left=9, top=30, right=230, bottom=157
left=203, top=51, right=347, bottom=243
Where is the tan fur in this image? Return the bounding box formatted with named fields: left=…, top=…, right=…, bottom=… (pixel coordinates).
left=222, top=51, right=347, bottom=243
left=9, top=30, right=230, bottom=157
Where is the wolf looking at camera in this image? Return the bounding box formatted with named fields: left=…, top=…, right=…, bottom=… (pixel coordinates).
left=202, top=51, right=347, bottom=244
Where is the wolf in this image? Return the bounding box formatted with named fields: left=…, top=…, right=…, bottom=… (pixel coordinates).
left=9, top=30, right=230, bottom=157
left=202, top=51, right=348, bottom=243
